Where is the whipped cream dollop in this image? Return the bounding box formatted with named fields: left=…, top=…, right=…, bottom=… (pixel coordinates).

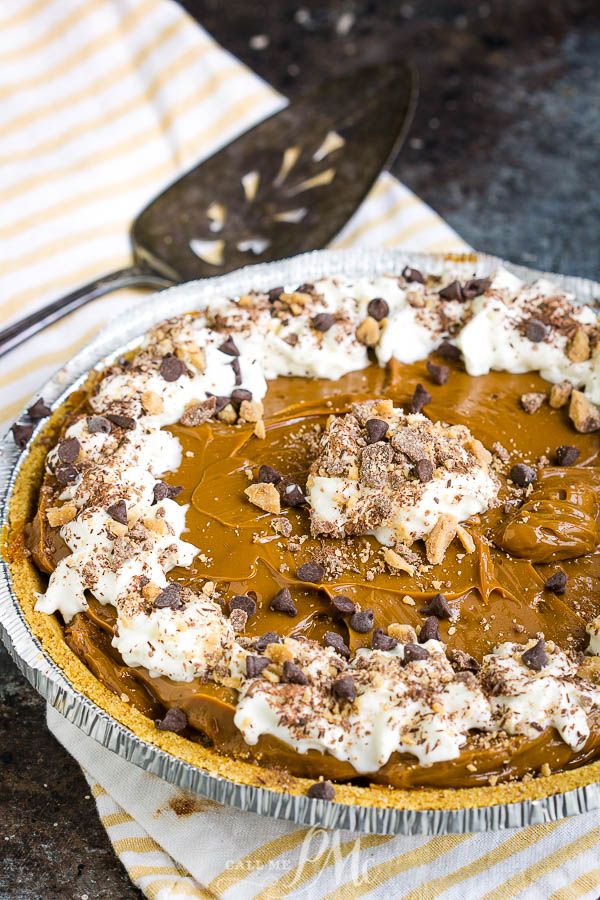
left=307, top=399, right=499, bottom=547
left=33, top=266, right=600, bottom=770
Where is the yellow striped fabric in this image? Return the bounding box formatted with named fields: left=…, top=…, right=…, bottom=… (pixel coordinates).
left=6, top=2, right=597, bottom=898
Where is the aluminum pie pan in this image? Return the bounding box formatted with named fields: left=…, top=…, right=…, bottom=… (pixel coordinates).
left=2, top=248, right=600, bottom=836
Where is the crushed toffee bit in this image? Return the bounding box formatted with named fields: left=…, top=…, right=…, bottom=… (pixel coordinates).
left=355, top=316, right=380, bottom=347
left=569, top=390, right=600, bottom=433
left=270, top=587, right=297, bottom=616
left=522, top=639, right=548, bottom=671
left=245, top=482, right=281, bottom=515
left=155, top=708, right=187, bottom=733
left=567, top=327, right=591, bottom=363
left=549, top=381, right=572, bottom=409
left=520, top=392, right=545, bottom=415
left=297, top=561, right=325, bottom=583
left=367, top=298, right=389, bottom=321
left=544, top=572, right=568, bottom=595
left=271, top=516, right=292, bottom=537
left=509, top=463, right=536, bottom=487
left=425, top=513, right=457, bottom=565
left=555, top=445, right=580, bottom=466
left=180, top=397, right=217, bottom=426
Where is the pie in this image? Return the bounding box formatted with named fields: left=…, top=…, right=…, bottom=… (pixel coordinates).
left=7, top=260, right=600, bottom=811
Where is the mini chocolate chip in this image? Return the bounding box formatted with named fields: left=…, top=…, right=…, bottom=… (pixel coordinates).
left=270, top=587, right=297, bottom=616
left=229, top=594, right=257, bottom=618
left=411, top=383, right=432, bottom=414
left=371, top=628, right=397, bottom=651
left=231, top=388, right=252, bottom=406
left=55, top=464, right=79, bottom=485
left=544, top=572, right=568, bottom=594
left=246, top=655, right=270, bottom=677
left=404, top=643, right=429, bottom=662
left=332, top=674, right=356, bottom=703
left=106, top=413, right=136, bottom=430
left=11, top=423, right=33, bottom=449
left=231, top=358, right=242, bottom=385
left=367, top=298, right=389, bottom=321
left=439, top=280, right=464, bottom=301
left=218, top=335, right=240, bottom=356
left=311, top=312, right=335, bottom=332
left=155, top=708, right=187, bottom=733
left=154, top=583, right=184, bottom=610
left=160, top=354, right=186, bottom=382
left=555, top=445, right=580, bottom=466
left=349, top=608, right=374, bottom=633
left=87, top=415, right=112, bottom=434
left=282, top=660, right=308, bottom=685
left=57, top=437, right=80, bottom=463
left=297, top=561, right=325, bottom=583
left=522, top=638, right=548, bottom=671
left=509, top=463, right=536, bottom=487
left=323, top=631, right=350, bottom=659
left=279, top=481, right=306, bottom=507
left=462, top=277, right=492, bottom=298
left=437, top=340, right=461, bottom=361
left=107, top=500, right=127, bottom=525
left=268, top=286, right=283, bottom=302
left=415, top=458, right=433, bottom=482
left=307, top=780, right=335, bottom=801
left=419, top=616, right=441, bottom=643
left=525, top=318, right=547, bottom=342
left=331, top=595, right=356, bottom=616
left=426, top=360, right=450, bottom=385
left=27, top=398, right=51, bottom=419
left=258, top=464, right=282, bottom=484
left=421, top=593, right=452, bottom=619
left=365, top=418, right=389, bottom=444
left=152, top=481, right=182, bottom=504
left=254, top=631, right=282, bottom=653
left=402, top=266, right=424, bottom=284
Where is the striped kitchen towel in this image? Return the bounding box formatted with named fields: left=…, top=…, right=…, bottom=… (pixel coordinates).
left=2, top=1, right=599, bottom=897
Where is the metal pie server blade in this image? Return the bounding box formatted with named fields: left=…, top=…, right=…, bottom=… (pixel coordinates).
left=0, top=62, right=416, bottom=356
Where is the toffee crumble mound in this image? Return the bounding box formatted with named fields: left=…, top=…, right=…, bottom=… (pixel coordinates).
left=7, top=265, right=600, bottom=803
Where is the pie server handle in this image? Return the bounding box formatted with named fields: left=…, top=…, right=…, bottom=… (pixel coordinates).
left=0, top=265, right=175, bottom=358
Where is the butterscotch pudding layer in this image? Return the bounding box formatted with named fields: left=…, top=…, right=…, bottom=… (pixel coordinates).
left=15, top=266, right=600, bottom=797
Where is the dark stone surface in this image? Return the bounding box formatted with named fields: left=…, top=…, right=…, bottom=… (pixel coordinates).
left=2, top=1, right=599, bottom=896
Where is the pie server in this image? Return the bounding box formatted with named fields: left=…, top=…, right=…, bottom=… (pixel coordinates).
left=0, top=62, right=416, bottom=357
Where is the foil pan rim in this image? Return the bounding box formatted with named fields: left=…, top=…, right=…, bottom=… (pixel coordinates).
left=2, top=248, right=600, bottom=836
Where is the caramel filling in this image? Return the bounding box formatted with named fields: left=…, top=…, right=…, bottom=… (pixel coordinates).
left=31, top=355, right=600, bottom=789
